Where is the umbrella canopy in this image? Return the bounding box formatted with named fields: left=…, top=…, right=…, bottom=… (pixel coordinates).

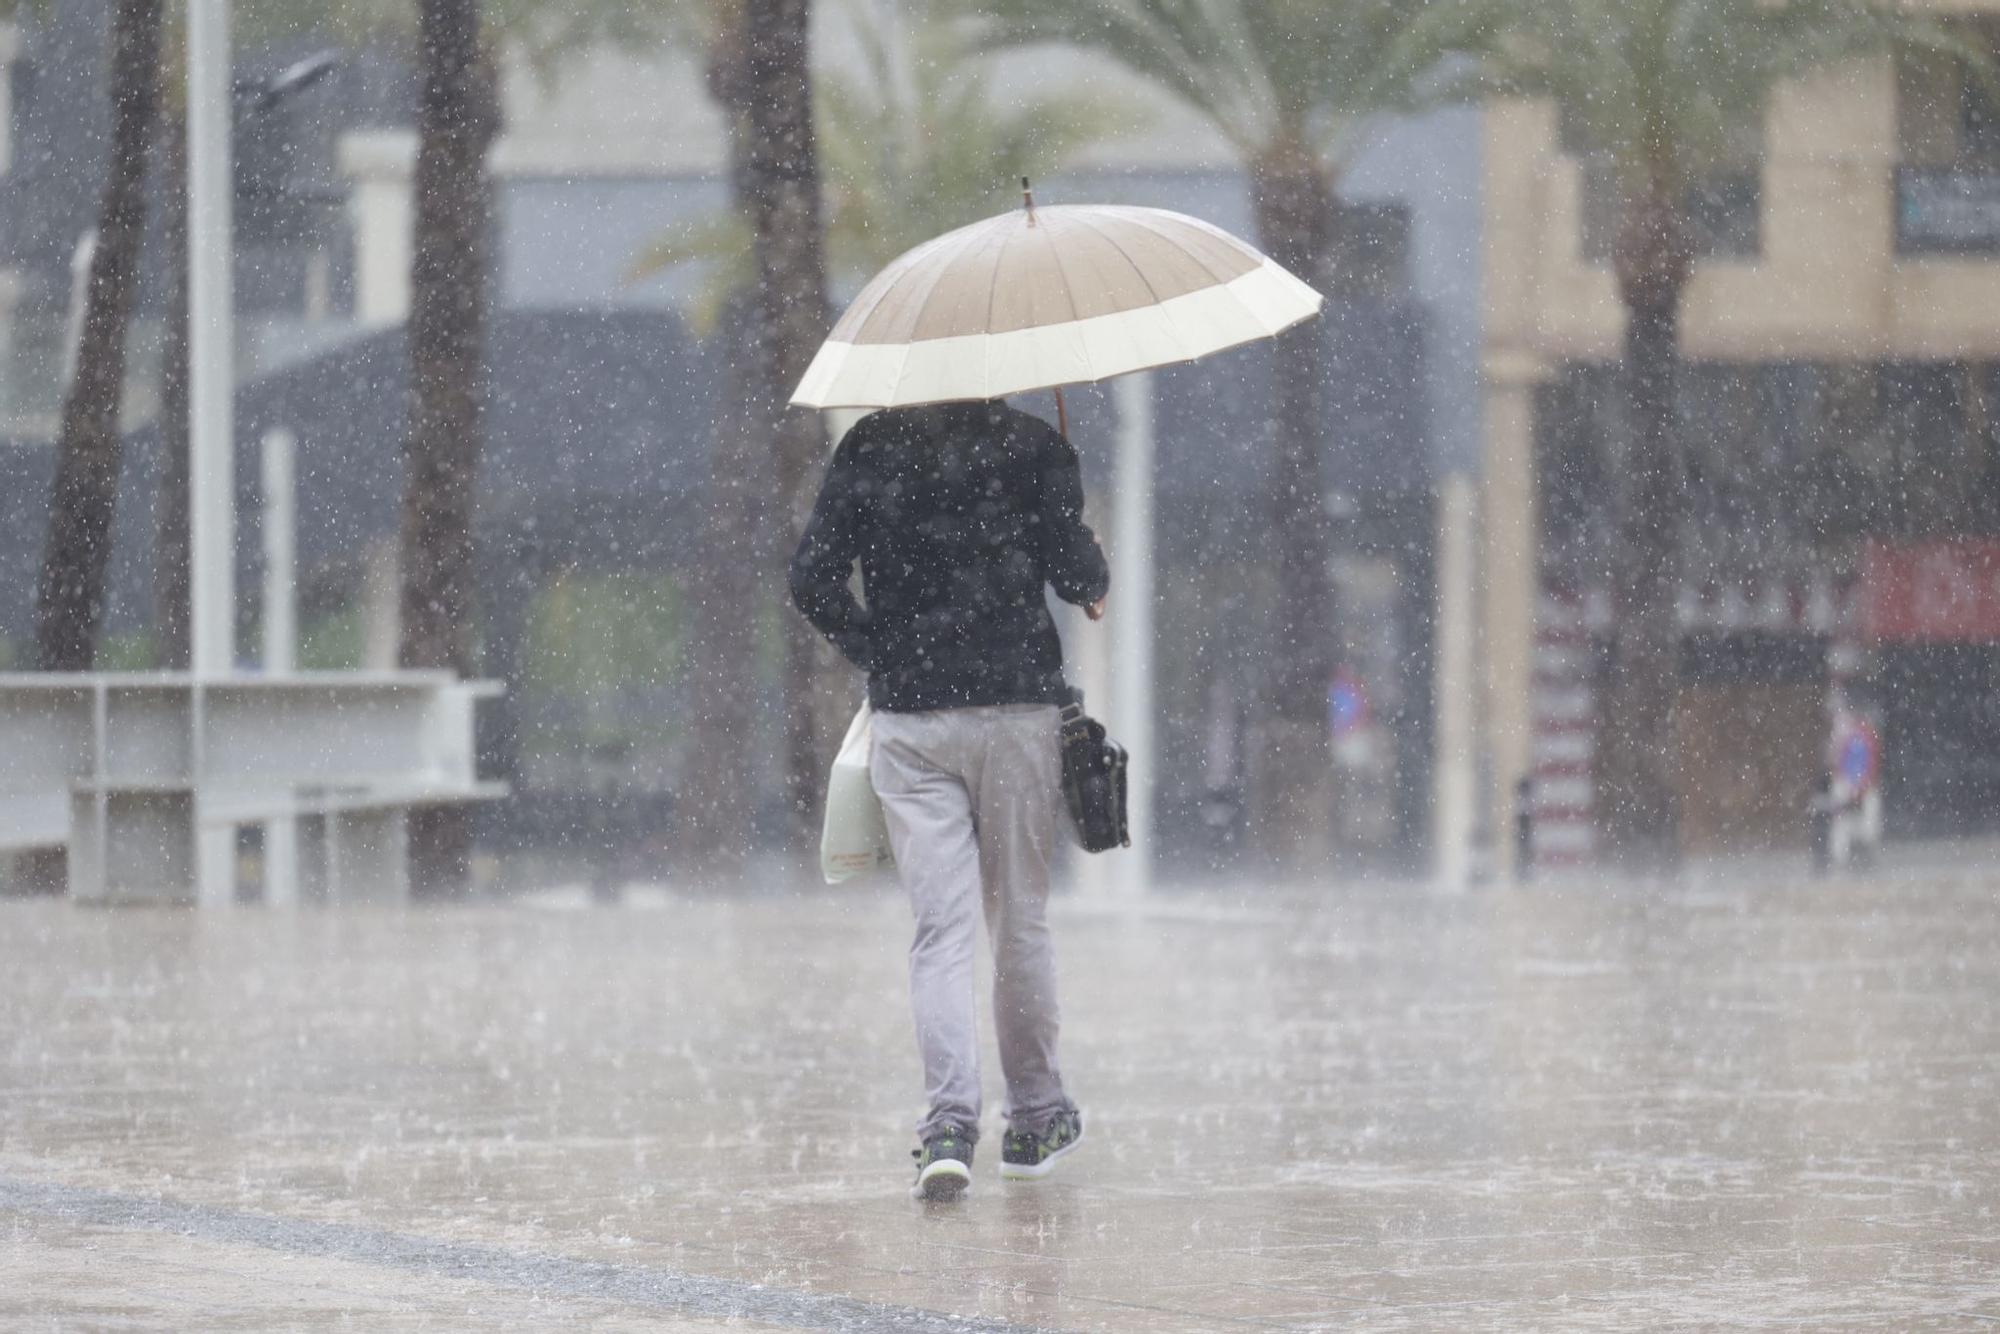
left=790, top=203, right=1323, bottom=410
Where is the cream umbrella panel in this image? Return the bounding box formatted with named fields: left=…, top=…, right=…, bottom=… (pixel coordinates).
left=790, top=200, right=1323, bottom=411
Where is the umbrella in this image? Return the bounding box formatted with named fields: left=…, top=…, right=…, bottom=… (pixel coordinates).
left=790, top=183, right=1323, bottom=423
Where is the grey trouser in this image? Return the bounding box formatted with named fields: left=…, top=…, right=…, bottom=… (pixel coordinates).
left=870, top=703, right=1074, bottom=1143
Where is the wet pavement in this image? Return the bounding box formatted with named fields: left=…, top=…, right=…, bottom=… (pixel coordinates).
left=5, top=865, right=2000, bottom=1330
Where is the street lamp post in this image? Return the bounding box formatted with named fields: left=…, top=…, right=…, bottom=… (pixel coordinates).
left=185, top=0, right=236, bottom=904
left=1110, top=373, right=1155, bottom=893
left=186, top=0, right=234, bottom=679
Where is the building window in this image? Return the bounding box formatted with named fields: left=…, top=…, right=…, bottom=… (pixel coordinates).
left=1577, top=160, right=1762, bottom=262
left=1962, top=74, right=2000, bottom=165
left=1896, top=25, right=2000, bottom=253
left=1558, top=103, right=1762, bottom=262
left=1894, top=169, right=2000, bottom=253
left=1, top=304, right=64, bottom=435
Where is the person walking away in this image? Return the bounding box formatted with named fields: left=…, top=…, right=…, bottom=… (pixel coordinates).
left=790, top=398, right=1107, bottom=1201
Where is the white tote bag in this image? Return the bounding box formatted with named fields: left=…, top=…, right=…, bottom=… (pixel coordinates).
left=820, top=704, right=895, bottom=883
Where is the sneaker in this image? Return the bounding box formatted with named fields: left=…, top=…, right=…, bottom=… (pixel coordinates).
left=999, top=1108, right=1084, bottom=1180
left=910, top=1126, right=974, bottom=1201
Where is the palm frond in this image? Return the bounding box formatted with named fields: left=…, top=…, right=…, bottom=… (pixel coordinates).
left=628, top=1, right=1143, bottom=327
left=818, top=2, right=1150, bottom=271
left=964, top=0, right=1501, bottom=172
left=626, top=212, right=752, bottom=280
left=1440, top=0, right=1996, bottom=181
left=235, top=0, right=700, bottom=88
left=624, top=212, right=754, bottom=335
left=958, top=0, right=1276, bottom=153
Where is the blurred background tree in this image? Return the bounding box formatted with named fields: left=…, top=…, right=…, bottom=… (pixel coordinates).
left=634, top=0, right=1132, bottom=868
left=31, top=0, right=161, bottom=674
left=11, top=0, right=158, bottom=897
left=1440, top=0, right=1981, bottom=870
left=44, top=0, right=689, bottom=889
left=738, top=0, right=831, bottom=856
left=965, top=0, right=1468, bottom=871
left=394, top=0, right=501, bottom=896
left=630, top=8, right=1128, bottom=321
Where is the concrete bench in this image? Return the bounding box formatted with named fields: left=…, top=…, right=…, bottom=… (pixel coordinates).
left=0, top=672, right=503, bottom=904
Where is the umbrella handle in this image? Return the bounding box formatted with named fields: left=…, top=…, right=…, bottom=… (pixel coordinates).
left=1054, top=385, right=1068, bottom=438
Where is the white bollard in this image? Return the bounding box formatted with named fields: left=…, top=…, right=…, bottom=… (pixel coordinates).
left=262, top=428, right=298, bottom=905
left=261, top=428, right=296, bottom=674
left=1109, top=373, right=1155, bottom=895
left=1433, top=473, right=1479, bottom=890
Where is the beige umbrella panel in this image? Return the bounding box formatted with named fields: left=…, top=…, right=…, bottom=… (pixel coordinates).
left=790, top=204, right=1323, bottom=411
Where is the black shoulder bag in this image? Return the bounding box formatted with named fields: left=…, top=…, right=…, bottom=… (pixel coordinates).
left=1058, top=688, right=1131, bottom=853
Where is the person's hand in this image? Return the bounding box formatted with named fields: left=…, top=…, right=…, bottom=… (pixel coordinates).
left=1085, top=596, right=1107, bottom=622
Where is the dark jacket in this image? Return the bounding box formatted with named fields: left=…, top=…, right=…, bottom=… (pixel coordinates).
left=789, top=401, right=1109, bottom=712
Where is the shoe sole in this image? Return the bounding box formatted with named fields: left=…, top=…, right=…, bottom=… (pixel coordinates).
left=912, top=1159, right=971, bottom=1201
left=999, top=1122, right=1086, bottom=1180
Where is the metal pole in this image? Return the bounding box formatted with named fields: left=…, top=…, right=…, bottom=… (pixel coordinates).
left=1069, top=598, right=1112, bottom=898
left=187, top=0, right=234, bottom=677
left=260, top=428, right=299, bottom=905
left=188, top=0, right=236, bottom=906
left=1110, top=373, right=1154, bottom=893
left=261, top=428, right=296, bottom=674
left=1433, top=472, right=1478, bottom=890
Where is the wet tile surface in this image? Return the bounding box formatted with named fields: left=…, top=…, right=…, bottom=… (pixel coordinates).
left=5, top=869, right=2000, bottom=1329
left=0, top=1211, right=760, bottom=1331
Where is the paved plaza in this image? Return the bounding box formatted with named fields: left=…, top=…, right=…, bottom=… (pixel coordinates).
left=5, top=864, right=2000, bottom=1330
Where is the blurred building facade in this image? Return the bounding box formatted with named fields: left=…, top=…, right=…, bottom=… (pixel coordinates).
left=1480, top=11, right=2000, bottom=868
left=0, top=3, right=1476, bottom=874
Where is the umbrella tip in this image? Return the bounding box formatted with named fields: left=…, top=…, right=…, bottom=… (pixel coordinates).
left=1021, top=177, right=1036, bottom=224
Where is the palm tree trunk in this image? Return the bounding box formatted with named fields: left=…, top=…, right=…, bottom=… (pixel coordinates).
left=1249, top=143, right=1340, bottom=871
left=678, top=296, right=767, bottom=869
left=675, top=48, right=766, bottom=870
left=32, top=0, right=164, bottom=672
left=741, top=0, right=833, bottom=853
left=154, top=106, right=191, bottom=670
left=399, top=0, right=500, bottom=898
left=1600, top=165, right=1693, bottom=871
